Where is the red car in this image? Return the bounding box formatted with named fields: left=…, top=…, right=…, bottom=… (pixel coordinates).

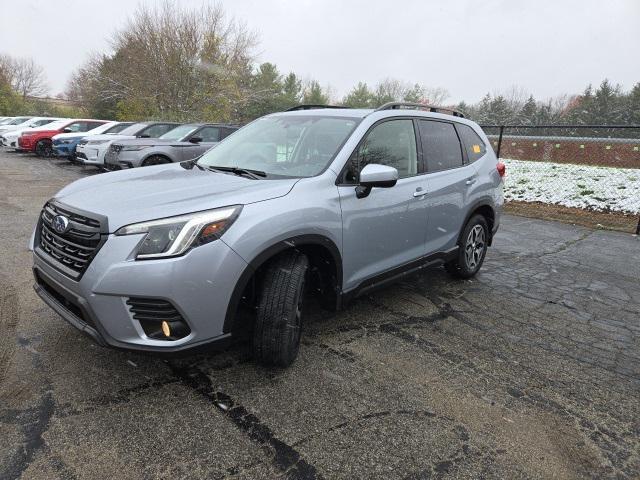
left=19, top=119, right=109, bottom=156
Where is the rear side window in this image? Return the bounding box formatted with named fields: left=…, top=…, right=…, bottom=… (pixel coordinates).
left=456, top=123, right=487, bottom=162
left=418, top=120, right=463, bottom=172
left=197, top=126, right=221, bottom=142
left=348, top=119, right=418, bottom=180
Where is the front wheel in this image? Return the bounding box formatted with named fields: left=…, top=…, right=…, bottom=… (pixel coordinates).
left=253, top=250, right=309, bottom=367
left=142, top=155, right=171, bottom=167
left=35, top=140, right=52, bottom=157
left=445, top=215, right=489, bottom=279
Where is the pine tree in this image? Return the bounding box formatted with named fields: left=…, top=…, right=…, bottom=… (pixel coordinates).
left=343, top=82, right=374, bottom=108
left=627, top=82, right=640, bottom=124
left=302, top=81, right=328, bottom=105
left=280, top=73, right=302, bottom=109
left=518, top=95, right=538, bottom=125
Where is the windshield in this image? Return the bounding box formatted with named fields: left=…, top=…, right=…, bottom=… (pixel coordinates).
left=10, top=117, right=31, bottom=125
left=117, top=123, right=147, bottom=136
left=104, top=122, right=134, bottom=134
left=159, top=124, right=198, bottom=141
left=197, top=115, right=359, bottom=178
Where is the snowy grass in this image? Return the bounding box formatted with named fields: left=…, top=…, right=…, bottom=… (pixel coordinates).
left=503, top=159, right=640, bottom=214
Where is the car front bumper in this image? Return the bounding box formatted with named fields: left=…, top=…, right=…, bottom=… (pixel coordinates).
left=76, top=144, right=108, bottom=165
left=32, top=232, right=249, bottom=352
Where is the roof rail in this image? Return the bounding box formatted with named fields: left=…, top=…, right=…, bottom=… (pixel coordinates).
left=286, top=104, right=350, bottom=111
left=375, top=102, right=465, bottom=118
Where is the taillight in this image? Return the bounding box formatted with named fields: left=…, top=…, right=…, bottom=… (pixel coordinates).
left=496, top=161, right=506, bottom=178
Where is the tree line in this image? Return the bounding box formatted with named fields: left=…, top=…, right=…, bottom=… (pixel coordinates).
left=0, top=2, right=638, bottom=127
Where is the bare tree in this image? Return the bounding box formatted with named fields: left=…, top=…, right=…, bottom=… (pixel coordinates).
left=0, top=54, right=48, bottom=98
left=68, top=1, right=258, bottom=121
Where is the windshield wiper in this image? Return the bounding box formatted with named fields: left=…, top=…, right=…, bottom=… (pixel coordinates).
left=206, top=165, right=267, bottom=179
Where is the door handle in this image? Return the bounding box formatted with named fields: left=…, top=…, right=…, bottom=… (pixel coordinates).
left=465, top=178, right=477, bottom=185
left=413, top=187, right=426, bottom=198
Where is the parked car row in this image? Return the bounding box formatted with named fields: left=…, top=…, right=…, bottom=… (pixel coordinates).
left=0, top=115, right=239, bottom=170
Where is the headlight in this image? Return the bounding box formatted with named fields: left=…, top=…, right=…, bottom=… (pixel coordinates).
left=122, top=145, right=152, bottom=151
left=88, top=139, right=109, bottom=145
left=115, top=205, right=241, bottom=259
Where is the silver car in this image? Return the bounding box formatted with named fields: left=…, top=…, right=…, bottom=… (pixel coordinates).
left=103, top=123, right=239, bottom=169
left=31, top=103, right=504, bottom=367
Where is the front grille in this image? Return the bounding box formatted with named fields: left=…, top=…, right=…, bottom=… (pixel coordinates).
left=110, top=144, right=124, bottom=153
left=76, top=151, right=87, bottom=160
left=37, top=202, right=105, bottom=279
left=126, top=298, right=184, bottom=322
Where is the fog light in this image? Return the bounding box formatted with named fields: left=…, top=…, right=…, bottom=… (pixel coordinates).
left=161, top=321, right=171, bottom=337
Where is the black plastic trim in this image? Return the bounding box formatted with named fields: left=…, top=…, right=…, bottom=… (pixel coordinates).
left=223, top=234, right=343, bottom=334
left=340, top=247, right=459, bottom=306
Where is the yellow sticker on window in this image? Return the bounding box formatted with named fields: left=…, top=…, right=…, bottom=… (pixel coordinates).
left=472, top=145, right=481, bottom=153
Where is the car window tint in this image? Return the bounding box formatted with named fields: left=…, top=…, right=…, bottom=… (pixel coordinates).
left=348, top=119, right=417, bottom=181
left=142, top=124, right=176, bottom=138
left=198, top=126, right=220, bottom=142
left=456, top=123, right=487, bottom=162
left=418, top=120, right=463, bottom=172
left=65, top=122, right=86, bottom=132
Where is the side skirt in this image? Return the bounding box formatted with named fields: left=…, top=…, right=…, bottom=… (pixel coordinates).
left=339, top=247, right=459, bottom=308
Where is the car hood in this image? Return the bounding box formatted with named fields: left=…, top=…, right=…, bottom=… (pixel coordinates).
left=54, top=163, right=299, bottom=232
left=84, top=134, right=137, bottom=142
left=52, top=132, right=85, bottom=141
left=111, top=138, right=189, bottom=147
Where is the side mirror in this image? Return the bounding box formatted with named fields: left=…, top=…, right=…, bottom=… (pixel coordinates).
left=138, top=134, right=150, bottom=138
left=189, top=136, right=202, bottom=144
left=62, top=128, right=72, bottom=133
left=356, top=163, right=398, bottom=198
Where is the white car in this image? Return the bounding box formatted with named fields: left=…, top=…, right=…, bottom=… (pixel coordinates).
left=75, top=121, right=179, bottom=167
left=0, top=118, right=67, bottom=148
left=51, top=121, right=132, bottom=159
left=0, top=116, right=34, bottom=134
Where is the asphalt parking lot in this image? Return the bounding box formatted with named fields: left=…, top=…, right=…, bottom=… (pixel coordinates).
left=0, top=150, right=639, bottom=480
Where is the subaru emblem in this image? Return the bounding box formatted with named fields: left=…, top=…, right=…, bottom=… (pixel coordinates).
left=52, top=215, right=70, bottom=234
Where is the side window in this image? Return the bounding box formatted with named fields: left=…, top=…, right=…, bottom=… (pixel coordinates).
left=456, top=124, right=487, bottom=162
left=141, top=124, right=175, bottom=138
left=65, top=122, right=86, bottom=133
left=418, top=120, right=463, bottom=172
left=36, top=119, right=52, bottom=126
left=197, top=127, right=220, bottom=142
left=221, top=127, right=237, bottom=140
left=347, top=119, right=417, bottom=181
left=86, top=121, right=104, bottom=130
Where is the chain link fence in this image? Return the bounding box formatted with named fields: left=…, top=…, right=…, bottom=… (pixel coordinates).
left=480, top=125, right=640, bottom=233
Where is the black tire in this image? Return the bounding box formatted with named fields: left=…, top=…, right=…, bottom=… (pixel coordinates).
left=142, top=155, right=171, bottom=167
left=35, top=140, right=52, bottom=157
left=253, top=250, right=309, bottom=367
left=445, top=214, right=489, bottom=279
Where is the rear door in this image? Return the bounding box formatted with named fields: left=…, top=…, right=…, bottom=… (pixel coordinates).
left=418, top=119, right=478, bottom=253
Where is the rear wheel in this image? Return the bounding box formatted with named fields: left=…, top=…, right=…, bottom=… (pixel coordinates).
left=253, top=250, right=309, bottom=367
left=445, top=214, right=489, bottom=279
left=142, top=155, right=171, bottom=167
left=35, top=140, right=52, bottom=157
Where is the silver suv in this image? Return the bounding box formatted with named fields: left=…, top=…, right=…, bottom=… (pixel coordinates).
left=31, top=103, right=504, bottom=367
left=104, top=123, right=239, bottom=169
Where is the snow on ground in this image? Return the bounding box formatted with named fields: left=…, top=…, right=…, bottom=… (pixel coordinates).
left=503, top=159, right=640, bottom=214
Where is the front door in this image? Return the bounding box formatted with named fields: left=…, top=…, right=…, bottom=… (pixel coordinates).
left=338, top=118, right=429, bottom=291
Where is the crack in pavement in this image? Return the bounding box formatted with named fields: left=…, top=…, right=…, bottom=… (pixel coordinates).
left=167, top=361, right=322, bottom=480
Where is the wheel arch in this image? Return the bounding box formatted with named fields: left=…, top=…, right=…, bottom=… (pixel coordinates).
left=141, top=153, right=173, bottom=166
left=459, top=201, right=496, bottom=246
left=223, top=234, right=343, bottom=334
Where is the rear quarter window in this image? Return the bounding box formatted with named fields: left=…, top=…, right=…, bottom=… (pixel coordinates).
left=456, top=123, right=487, bottom=162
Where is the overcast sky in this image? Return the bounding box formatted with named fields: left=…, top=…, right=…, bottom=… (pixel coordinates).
left=1, top=0, right=638, bottom=103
